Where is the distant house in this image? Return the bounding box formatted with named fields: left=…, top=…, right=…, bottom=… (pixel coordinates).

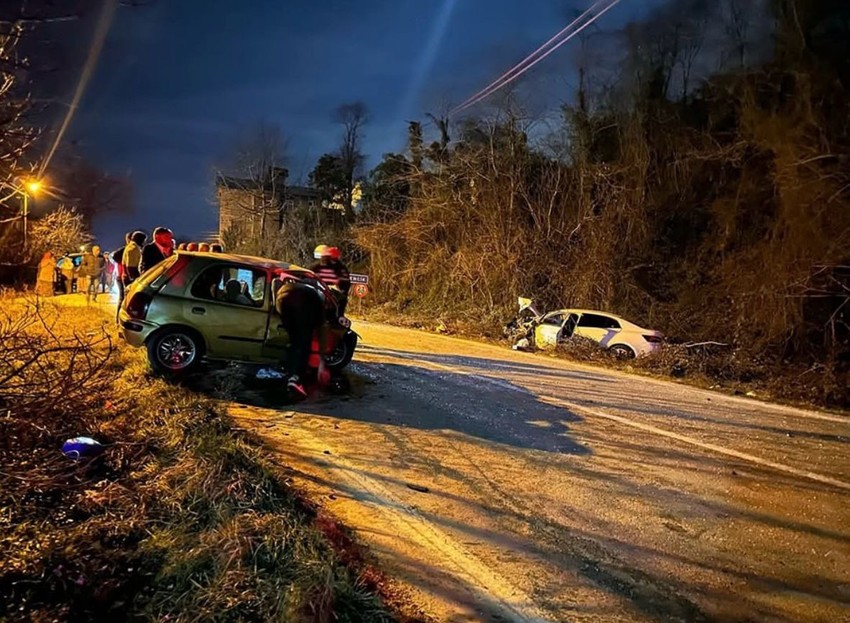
left=216, top=167, right=321, bottom=239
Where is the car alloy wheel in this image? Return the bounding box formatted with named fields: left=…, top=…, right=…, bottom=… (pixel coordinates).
left=156, top=333, right=197, bottom=370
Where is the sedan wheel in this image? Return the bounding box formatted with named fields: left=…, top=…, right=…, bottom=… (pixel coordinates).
left=609, top=344, right=636, bottom=360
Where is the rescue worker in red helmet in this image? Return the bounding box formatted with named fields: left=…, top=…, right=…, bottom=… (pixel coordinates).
left=311, top=244, right=350, bottom=317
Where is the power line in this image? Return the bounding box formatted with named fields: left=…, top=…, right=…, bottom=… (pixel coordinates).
left=38, top=0, right=118, bottom=178
left=450, top=0, right=607, bottom=115
left=449, top=0, right=622, bottom=117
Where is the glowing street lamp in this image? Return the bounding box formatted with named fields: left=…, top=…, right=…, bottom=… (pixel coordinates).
left=16, top=177, right=42, bottom=251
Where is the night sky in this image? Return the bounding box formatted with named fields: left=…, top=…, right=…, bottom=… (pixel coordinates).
left=69, top=0, right=662, bottom=244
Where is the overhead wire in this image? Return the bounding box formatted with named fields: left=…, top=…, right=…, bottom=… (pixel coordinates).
left=449, top=0, right=623, bottom=117
left=38, top=0, right=118, bottom=178
left=449, top=0, right=608, bottom=115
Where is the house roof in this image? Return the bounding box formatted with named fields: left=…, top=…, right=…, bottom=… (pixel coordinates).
left=216, top=175, right=320, bottom=199
left=286, top=185, right=321, bottom=199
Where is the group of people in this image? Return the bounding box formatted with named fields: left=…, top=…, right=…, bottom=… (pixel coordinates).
left=34, top=226, right=227, bottom=308
left=111, top=227, right=225, bottom=316
left=36, top=247, right=118, bottom=300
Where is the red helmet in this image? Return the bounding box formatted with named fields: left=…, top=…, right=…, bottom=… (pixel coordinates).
left=186, top=242, right=199, bottom=252
left=328, top=246, right=341, bottom=261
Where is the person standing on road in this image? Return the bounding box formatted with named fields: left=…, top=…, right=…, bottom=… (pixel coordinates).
left=274, top=277, right=329, bottom=399
left=78, top=245, right=104, bottom=303
left=60, top=255, right=75, bottom=294
left=36, top=251, right=55, bottom=297
left=140, top=227, right=174, bottom=273
left=113, top=232, right=132, bottom=319
left=122, top=231, right=147, bottom=287
left=311, top=245, right=351, bottom=316
left=101, top=252, right=113, bottom=293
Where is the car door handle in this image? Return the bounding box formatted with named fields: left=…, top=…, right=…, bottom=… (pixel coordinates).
left=192, top=306, right=206, bottom=315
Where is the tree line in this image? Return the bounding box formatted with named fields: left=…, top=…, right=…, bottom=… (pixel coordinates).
left=227, top=0, right=849, bottom=405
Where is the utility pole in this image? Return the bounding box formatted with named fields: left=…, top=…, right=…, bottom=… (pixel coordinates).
left=22, top=192, right=28, bottom=251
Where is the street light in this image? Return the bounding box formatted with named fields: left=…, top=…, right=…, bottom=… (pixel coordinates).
left=16, top=177, right=42, bottom=251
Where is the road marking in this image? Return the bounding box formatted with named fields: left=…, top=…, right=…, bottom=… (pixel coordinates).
left=541, top=398, right=850, bottom=492
left=358, top=349, right=850, bottom=493
left=356, top=324, right=850, bottom=425
left=230, top=405, right=557, bottom=623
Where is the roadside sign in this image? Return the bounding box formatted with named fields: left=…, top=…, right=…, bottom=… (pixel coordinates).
left=350, top=273, right=369, bottom=285
left=352, top=283, right=369, bottom=298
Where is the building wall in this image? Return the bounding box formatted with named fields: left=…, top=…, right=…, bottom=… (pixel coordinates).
left=217, top=187, right=281, bottom=239
left=218, top=186, right=321, bottom=239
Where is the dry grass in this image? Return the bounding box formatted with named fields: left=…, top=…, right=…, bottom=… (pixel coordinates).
left=0, top=294, right=393, bottom=622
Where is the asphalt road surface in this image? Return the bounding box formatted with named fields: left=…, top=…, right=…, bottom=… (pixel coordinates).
left=230, top=321, right=850, bottom=623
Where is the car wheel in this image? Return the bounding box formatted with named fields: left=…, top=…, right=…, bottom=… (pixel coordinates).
left=325, top=331, right=357, bottom=371
left=147, top=327, right=204, bottom=376
left=609, top=344, right=636, bottom=359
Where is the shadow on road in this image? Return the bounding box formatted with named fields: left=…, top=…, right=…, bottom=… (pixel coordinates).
left=188, top=358, right=591, bottom=455
left=188, top=348, right=850, bottom=623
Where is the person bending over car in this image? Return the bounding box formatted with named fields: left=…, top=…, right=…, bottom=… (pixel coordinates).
left=274, top=277, right=328, bottom=398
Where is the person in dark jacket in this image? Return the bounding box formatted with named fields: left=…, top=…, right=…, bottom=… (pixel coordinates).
left=122, top=231, right=147, bottom=287
left=140, top=227, right=174, bottom=273
left=310, top=245, right=351, bottom=316
left=274, top=278, right=328, bottom=399
left=113, top=233, right=131, bottom=313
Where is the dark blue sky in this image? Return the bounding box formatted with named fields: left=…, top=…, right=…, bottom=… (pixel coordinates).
left=70, top=0, right=661, bottom=242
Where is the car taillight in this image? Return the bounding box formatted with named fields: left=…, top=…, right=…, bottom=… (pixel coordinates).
left=126, top=292, right=152, bottom=320
left=644, top=334, right=663, bottom=344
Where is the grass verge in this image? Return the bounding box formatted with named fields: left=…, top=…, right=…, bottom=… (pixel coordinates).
left=0, top=294, right=394, bottom=622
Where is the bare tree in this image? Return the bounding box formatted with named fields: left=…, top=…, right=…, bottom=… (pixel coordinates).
left=722, top=0, right=753, bottom=68
left=216, top=122, right=289, bottom=254
left=334, top=102, right=367, bottom=220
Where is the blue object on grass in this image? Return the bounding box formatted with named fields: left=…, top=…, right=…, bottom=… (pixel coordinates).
left=62, top=436, right=103, bottom=459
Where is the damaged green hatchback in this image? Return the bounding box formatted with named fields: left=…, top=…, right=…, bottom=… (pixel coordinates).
left=117, top=252, right=357, bottom=376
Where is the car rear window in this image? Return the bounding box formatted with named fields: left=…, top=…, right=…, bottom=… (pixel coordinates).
left=136, top=255, right=179, bottom=288
left=577, top=313, right=620, bottom=329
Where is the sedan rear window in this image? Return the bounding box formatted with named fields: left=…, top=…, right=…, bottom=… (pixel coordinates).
left=577, top=313, right=621, bottom=330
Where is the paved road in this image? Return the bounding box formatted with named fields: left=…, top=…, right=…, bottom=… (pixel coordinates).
left=230, top=322, right=850, bottom=623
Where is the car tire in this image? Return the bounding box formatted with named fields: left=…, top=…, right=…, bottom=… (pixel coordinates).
left=147, top=327, right=205, bottom=377
left=325, top=331, right=357, bottom=372
left=609, top=344, right=636, bottom=359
